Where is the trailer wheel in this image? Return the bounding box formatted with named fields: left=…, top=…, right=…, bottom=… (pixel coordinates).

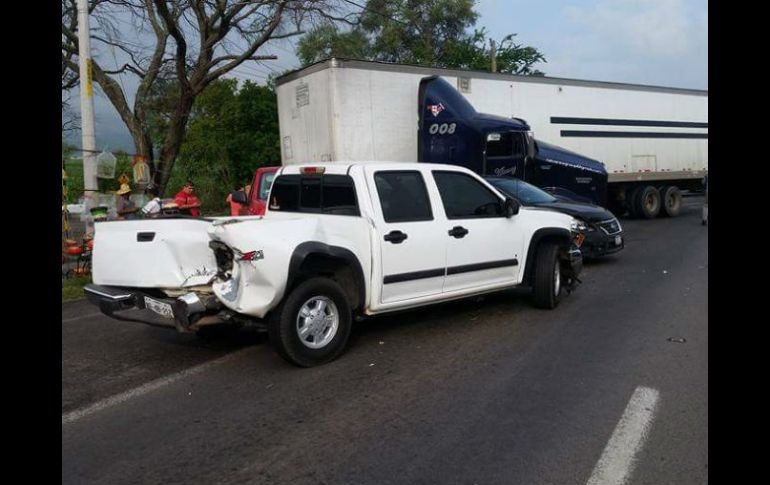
left=531, top=242, right=564, bottom=309
left=268, top=277, right=352, bottom=367
left=633, top=185, right=661, bottom=219
left=628, top=186, right=645, bottom=218
left=659, top=185, right=682, bottom=217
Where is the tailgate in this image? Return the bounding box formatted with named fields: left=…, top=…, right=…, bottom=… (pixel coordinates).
left=91, top=218, right=217, bottom=289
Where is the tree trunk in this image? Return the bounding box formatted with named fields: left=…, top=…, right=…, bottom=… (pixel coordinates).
left=129, top=127, right=154, bottom=164
left=154, top=93, right=195, bottom=196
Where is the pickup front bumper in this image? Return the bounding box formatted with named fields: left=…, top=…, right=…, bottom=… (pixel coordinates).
left=83, top=284, right=222, bottom=331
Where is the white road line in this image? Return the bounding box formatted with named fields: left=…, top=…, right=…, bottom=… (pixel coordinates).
left=62, top=348, right=251, bottom=426
left=586, top=386, right=660, bottom=485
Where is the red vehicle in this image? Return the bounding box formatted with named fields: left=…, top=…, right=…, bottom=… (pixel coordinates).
left=230, top=166, right=279, bottom=216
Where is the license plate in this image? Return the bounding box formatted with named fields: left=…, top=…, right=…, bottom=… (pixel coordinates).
left=144, top=296, right=174, bottom=319
left=615, top=235, right=623, bottom=246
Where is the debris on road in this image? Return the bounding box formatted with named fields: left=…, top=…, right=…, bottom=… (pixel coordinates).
left=667, top=337, right=687, bottom=343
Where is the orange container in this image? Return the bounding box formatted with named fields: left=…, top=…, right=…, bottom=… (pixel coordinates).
left=66, top=246, right=83, bottom=256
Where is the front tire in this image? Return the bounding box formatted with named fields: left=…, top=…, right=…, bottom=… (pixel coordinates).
left=268, top=277, right=352, bottom=367
left=532, top=242, right=564, bottom=309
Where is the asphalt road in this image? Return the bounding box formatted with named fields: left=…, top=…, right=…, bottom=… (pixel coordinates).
left=62, top=197, right=707, bottom=485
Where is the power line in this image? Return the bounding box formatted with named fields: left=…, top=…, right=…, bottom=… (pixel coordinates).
left=239, top=63, right=275, bottom=76
left=231, top=65, right=269, bottom=78
left=341, top=0, right=410, bottom=27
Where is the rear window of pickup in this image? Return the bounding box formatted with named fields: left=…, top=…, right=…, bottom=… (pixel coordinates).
left=268, top=174, right=360, bottom=216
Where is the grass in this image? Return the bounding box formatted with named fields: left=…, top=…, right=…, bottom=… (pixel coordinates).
left=62, top=275, right=91, bottom=301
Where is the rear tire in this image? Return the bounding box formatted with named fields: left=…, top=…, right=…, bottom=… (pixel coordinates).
left=627, top=186, right=644, bottom=218
left=659, top=185, right=682, bottom=217
left=532, top=242, right=564, bottom=309
left=633, top=185, right=661, bottom=219
left=268, top=277, right=352, bottom=367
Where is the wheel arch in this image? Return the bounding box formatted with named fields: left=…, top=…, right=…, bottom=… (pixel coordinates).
left=287, top=242, right=366, bottom=312
left=522, top=228, right=572, bottom=286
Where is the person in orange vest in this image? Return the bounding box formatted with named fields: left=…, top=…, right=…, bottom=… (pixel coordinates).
left=174, top=181, right=202, bottom=217
left=226, top=184, right=252, bottom=216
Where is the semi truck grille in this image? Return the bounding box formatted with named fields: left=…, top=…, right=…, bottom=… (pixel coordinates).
left=598, top=218, right=622, bottom=235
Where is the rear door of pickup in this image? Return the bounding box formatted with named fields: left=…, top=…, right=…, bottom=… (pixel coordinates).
left=365, top=168, right=448, bottom=304
left=431, top=170, right=524, bottom=292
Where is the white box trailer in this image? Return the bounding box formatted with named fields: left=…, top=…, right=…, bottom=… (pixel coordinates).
left=275, top=58, right=707, bottom=217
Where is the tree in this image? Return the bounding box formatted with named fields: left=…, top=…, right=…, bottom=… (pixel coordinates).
left=62, top=1, right=80, bottom=134
left=61, top=0, right=348, bottom=195
left=297, top=23, right=370, bottom=64
left=442, top=29, right=546, bottom=75
left=297, top=0, right=546, bottom=75
left=168, top=78, right=281, bottom=212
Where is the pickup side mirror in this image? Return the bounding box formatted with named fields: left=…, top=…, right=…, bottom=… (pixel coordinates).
left=504, top=197, right=520, bottom=218
left=231, top=190, right=248, bottom=205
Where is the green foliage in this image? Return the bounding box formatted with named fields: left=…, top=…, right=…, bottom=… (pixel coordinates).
left=62, top=275, right=91, bottom=301
left=297, top=24, right=371, bottom=66
left=64, top=158, right=83, bottom=204
left=62, top=140, right=75, bottom=158
left=297, top=0, right=545, bottom=74
left=359, top=0, right=478, bottom=66
left=64, top=153, right=133, bottom=204
left=443, top=29, right=546, bottom=75
left=97, top=151, right=133, bottom=194
left=170, top=78, right=281, bottom=215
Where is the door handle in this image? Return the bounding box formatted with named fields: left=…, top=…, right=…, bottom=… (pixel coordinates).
left=384, top=230, right=408, bottom=244
left=448, top=226, right=469, bottom=238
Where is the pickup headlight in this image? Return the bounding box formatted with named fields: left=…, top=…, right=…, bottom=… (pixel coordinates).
left=571, top=219, right=587, bottom=233
left=570, top=218, right=586, bottom=247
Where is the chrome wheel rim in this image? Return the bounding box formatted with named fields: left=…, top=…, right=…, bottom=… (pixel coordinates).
left=554, top=262, right=561, bottom=296
left=296, top=296, right=339, bottom=349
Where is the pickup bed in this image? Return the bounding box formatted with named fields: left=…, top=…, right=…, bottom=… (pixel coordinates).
left=86, top=162, right=583, bottom=367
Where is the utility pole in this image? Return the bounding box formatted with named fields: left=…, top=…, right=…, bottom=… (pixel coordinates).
left=490, top=39, right=497, bottom=73
left=77, top=0, right=98, bottom=197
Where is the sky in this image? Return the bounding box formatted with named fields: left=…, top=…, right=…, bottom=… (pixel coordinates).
left=65, top=0, right=708, bottom=153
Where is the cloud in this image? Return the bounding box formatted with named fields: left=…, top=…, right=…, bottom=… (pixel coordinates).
left=539, top=0, right=707, bottom=88
left=565, top=0, right=706, bottom=59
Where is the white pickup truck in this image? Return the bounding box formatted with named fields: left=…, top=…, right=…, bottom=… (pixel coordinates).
left=85, top=162, right=583, bottom=367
